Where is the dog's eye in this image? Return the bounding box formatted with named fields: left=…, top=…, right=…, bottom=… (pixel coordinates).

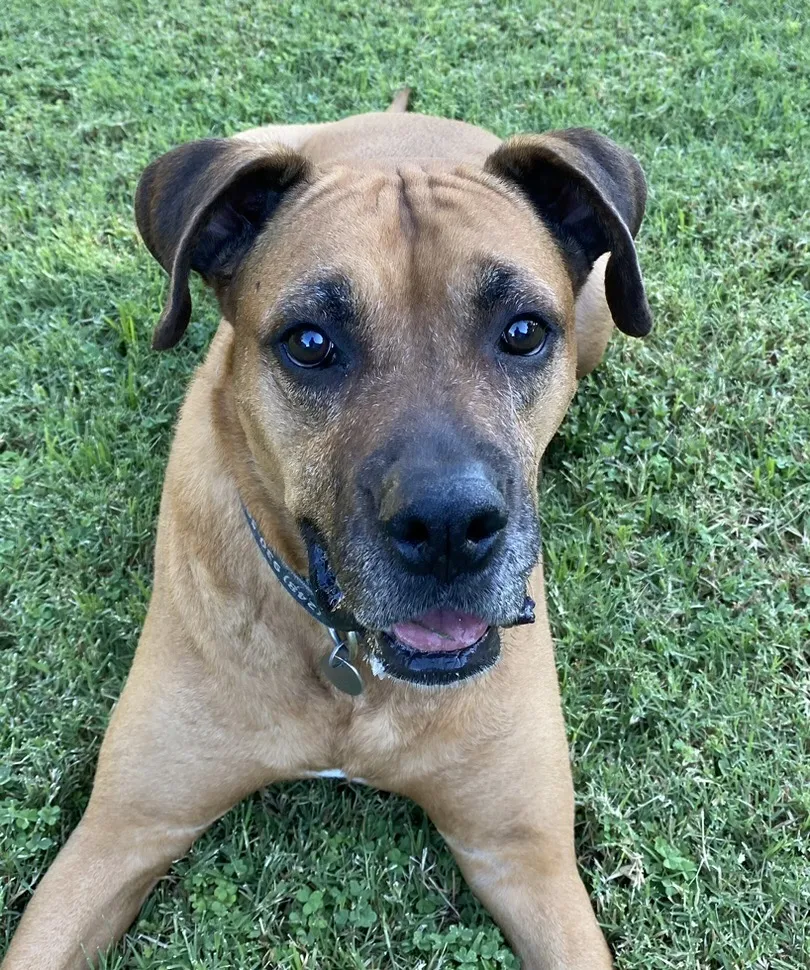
left=282, top=326, right=335, bottom=368
left=500, top=317, right=549, bottom=356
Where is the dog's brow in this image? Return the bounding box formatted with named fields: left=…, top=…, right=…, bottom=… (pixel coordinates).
left=475, top=262, right=564, bottom=325
left=269, top=273, right=357, bottom=329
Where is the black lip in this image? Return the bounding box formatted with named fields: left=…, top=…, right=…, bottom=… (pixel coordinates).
left=369, top=626, right=501, bottom=686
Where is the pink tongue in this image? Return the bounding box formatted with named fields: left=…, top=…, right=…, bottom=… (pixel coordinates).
left=391, top=609, right=489, bottom=653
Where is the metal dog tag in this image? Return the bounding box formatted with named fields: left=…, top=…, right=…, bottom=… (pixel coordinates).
left=320, top=632, right=363, bottom=696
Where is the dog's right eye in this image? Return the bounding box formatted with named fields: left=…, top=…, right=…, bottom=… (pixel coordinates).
left=500, top=316, right=549, bottom=357
left=282, top=325, right=336, bottom=368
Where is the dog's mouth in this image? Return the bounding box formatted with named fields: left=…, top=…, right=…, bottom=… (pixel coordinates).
left=302, top=523, right=534, bottom=688
left=367, top=609, right=501, bottom=686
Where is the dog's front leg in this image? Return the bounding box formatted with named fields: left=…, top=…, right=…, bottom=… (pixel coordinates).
left=440, top=827, right=613, bottom=970
left=411, top=670, right=612, bottom=969
left=2, top=803, right=204, bottom=970
left=2, top=628, right=273, bottom=970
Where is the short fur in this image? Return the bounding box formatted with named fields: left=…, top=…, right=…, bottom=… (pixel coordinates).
left=3, top=94, right=650, bottom=970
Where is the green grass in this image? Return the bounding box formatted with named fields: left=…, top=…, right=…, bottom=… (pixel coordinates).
left=1, top=0, right=809, bottom=966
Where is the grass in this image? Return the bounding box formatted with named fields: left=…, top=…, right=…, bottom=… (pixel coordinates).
left=1, top=0, right=808, bottom=966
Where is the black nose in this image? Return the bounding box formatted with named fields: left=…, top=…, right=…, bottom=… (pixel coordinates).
left=381, top=465, right=508, bottom=580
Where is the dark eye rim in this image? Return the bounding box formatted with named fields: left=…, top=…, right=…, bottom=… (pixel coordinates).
left=499, top=314, right=553, bottom=357
left=278, top=323, right=337, bottom=369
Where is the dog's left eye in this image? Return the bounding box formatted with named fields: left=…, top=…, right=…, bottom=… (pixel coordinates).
left=500, top=317, right=549, bottom=356
left=282, top=326, right=335, bottom=368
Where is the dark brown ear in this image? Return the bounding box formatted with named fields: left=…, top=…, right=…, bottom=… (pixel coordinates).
left=485, top=128, right=652, bottom=337
left=135, top=138, right=310, bottom=350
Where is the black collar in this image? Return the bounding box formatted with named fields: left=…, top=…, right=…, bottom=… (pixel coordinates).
left=242, top=505, right=336, bottom=627
left=242, top=504, right=365, bottom=696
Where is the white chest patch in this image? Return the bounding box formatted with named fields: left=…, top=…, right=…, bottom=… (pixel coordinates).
left=302, top=769, right=369, bottom=785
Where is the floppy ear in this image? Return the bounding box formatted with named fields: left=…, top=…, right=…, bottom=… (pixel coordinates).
left=485, top=128, right=652, bottom=337
left=135, top=138, right=310, bottom=350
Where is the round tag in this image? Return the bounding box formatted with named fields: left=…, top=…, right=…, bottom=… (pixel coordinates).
left=320, top=647, right=364, bottom=696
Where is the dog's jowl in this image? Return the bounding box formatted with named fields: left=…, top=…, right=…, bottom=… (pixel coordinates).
left=3, top=93, right=651, bottom=970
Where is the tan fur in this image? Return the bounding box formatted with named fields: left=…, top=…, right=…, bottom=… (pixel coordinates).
left=575, top=253, right=614, bottom=377
left=1, top=98, right=643, bottom=970
left=386, top=86, right=412, bottom=112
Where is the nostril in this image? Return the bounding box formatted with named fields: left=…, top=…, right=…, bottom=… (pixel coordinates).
left=466, top=508, right=508, bottom=545
left=399, top=517, right=430, bottom=548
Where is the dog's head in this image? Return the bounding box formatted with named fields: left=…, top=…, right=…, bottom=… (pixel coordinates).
left=136, top=126, right=650, bottom=686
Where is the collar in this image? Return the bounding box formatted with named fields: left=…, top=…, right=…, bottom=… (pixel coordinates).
left=242, top=504, right=364, bottom=696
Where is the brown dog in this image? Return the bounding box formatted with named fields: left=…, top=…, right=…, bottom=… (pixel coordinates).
left=3, top=92, right=651, bottom=970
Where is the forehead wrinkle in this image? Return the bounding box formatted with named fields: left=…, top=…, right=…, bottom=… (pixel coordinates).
left=426, top=168, right=526, bottom=212
left=295, top=167, right=390, bottom=215
left=396, top=168, right=418, bottom=237
left=292, top=170, right=349, bottom=209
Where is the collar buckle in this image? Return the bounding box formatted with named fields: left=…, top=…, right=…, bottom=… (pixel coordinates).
left=322, top=629, right=364, bottom=696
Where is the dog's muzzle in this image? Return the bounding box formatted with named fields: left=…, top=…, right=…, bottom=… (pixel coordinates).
left=244, top=504, right=535, bottom=693
left=304, top=520, right=536, bottom=688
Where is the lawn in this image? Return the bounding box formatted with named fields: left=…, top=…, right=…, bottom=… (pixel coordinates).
left=1, top=0, right=808, bottom=967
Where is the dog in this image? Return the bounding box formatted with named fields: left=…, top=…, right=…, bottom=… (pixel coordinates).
left=3, top=90, right=651, bottom=970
